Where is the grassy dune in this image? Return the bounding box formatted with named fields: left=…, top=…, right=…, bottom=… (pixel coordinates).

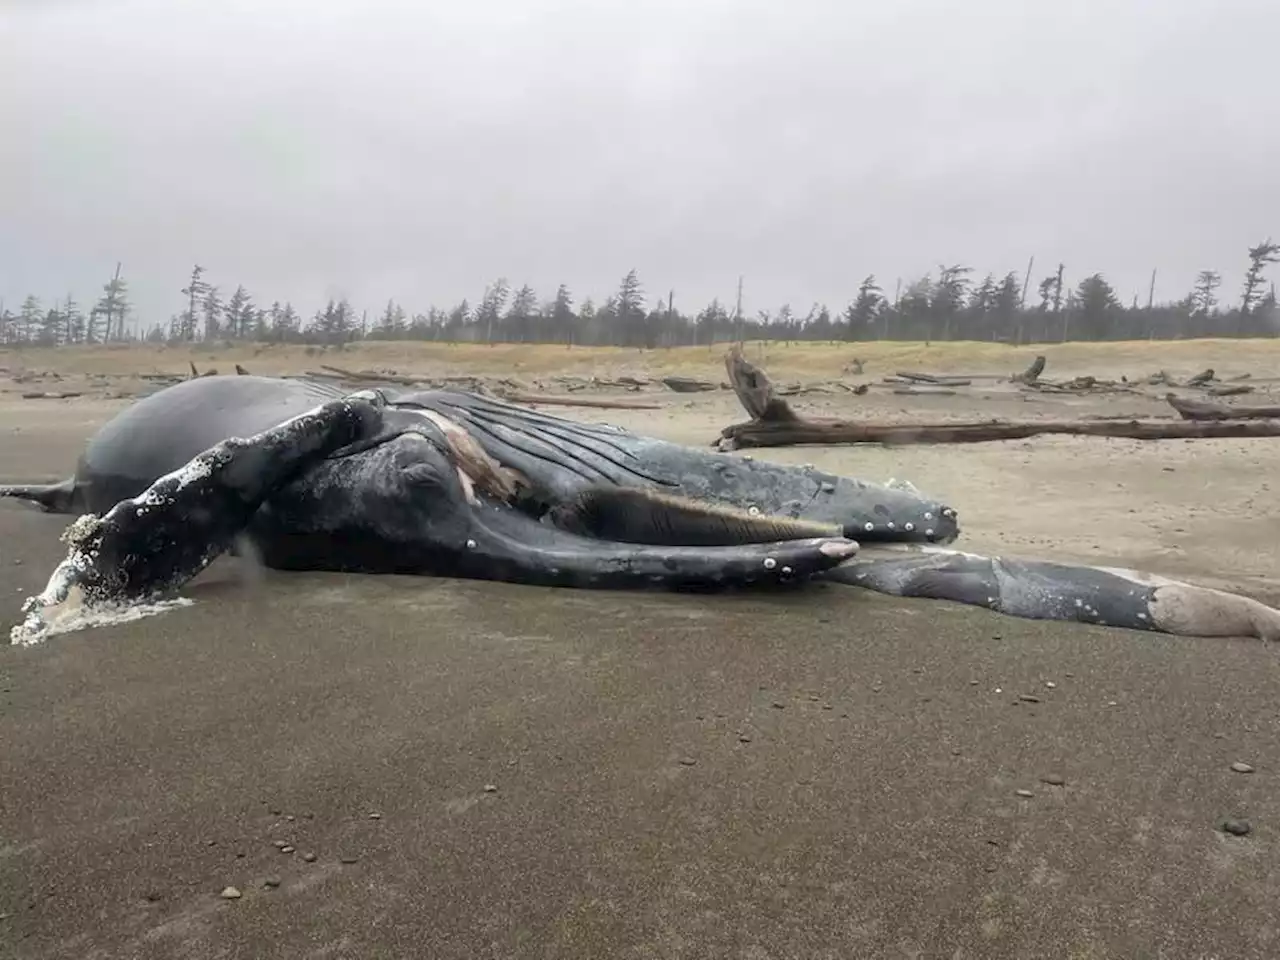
left=3, top=337, right=1278, bottom=381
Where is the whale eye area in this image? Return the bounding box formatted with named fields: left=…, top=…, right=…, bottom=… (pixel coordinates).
left=401, top=461, right=445, bottom=489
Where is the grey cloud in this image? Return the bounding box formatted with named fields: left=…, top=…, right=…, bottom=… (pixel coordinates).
left=1, top=0, right=1275, bottom=324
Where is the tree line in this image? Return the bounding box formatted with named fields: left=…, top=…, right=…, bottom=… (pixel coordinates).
left=2, top=240, right=1276, bottom=349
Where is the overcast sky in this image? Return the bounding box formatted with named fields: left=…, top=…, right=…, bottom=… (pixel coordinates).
left=2, top=0, right=1276, bottom=327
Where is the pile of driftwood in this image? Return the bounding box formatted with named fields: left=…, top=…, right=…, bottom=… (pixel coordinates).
left=306, top=364, right=662, bottom=411
left=865, top=354, right=1265, bottom=403
left=303, top=363, right=862, bottom=405
left=717, top=346, right=1280, bottom=450
left=875, top=355, right=1136, bottom=398
left=1007, top=355, right=1142, bottom=396
left=1012, top=355, right=1260, bottom=398
left=1140, top=367, right=1256, bottom=397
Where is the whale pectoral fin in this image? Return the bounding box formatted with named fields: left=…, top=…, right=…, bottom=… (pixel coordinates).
left=825, top=548, right=1280, bottom=642
left=12, top=395, right=383, bottom=644
left=0, top=478, right=77, bottom=514
left=823, top=549, right=1000, bottom=607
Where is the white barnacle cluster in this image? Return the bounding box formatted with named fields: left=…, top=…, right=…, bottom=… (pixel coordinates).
left=921, top=510, right=935, bottom=538
left=60, top=512, right=103, bottom=546
left=134, top=452, right=218, bottom=508
left=1072, top=597, right=1101, bottom=620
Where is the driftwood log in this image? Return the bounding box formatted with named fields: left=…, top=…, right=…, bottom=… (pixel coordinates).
left=1166, top=394, right=1280, bottom=422
left=1012, top=355, right=1046, bottom=385
left=1186, top=368, right=1215, bottom=386
left=883, top=376, right=973, bottom=387
left=662, top=376, right=718, bottom=393
left=721, top=417, right=1280, bottom=449
left=718, top=347, right=1280, bottom=449
left=892, top=387, right=958, bottom=397
left=495, top=391, right=659, bottom=410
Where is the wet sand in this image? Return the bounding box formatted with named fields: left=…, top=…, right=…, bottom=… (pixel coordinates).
left=4, top=358, right=1280, bottom=958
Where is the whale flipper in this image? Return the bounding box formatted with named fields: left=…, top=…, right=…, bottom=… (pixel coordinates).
left=827, top=547, right=1280, bottom=642
left=13, top=395, right=385, bottom=644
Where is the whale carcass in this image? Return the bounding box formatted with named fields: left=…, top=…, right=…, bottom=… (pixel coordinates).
left=3, top=375, right=1277, bottom=644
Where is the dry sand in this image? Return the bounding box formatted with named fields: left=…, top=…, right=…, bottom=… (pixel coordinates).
left=3, top=341, right=1280, bottom=958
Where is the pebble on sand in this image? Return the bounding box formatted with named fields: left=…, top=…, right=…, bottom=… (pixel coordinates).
left=1015, top=789, right=1034, bottom=798
left=340, top=855, right=360, bottom=864
left=220, top=887, right=242, bottom=900
left=280, top=846, right=295, bottom=854
left=303, top=852, right=317, bottom=862
left=1040, top=774, right=1066, bottom=786
left=678, top=757, right=697, bottom=766
left=272, top=840, right=287, bottom=848
left=263, top=878, right=281, bottom=888
left=1231, top=761, right=1256, bottom=774
left=483, top=784, right=498, bottom=793
left=1221, top=819, right=1252, bottom=837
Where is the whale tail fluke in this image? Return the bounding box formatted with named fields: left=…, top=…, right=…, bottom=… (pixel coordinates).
left=0, top=478, right=78, bottom=514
